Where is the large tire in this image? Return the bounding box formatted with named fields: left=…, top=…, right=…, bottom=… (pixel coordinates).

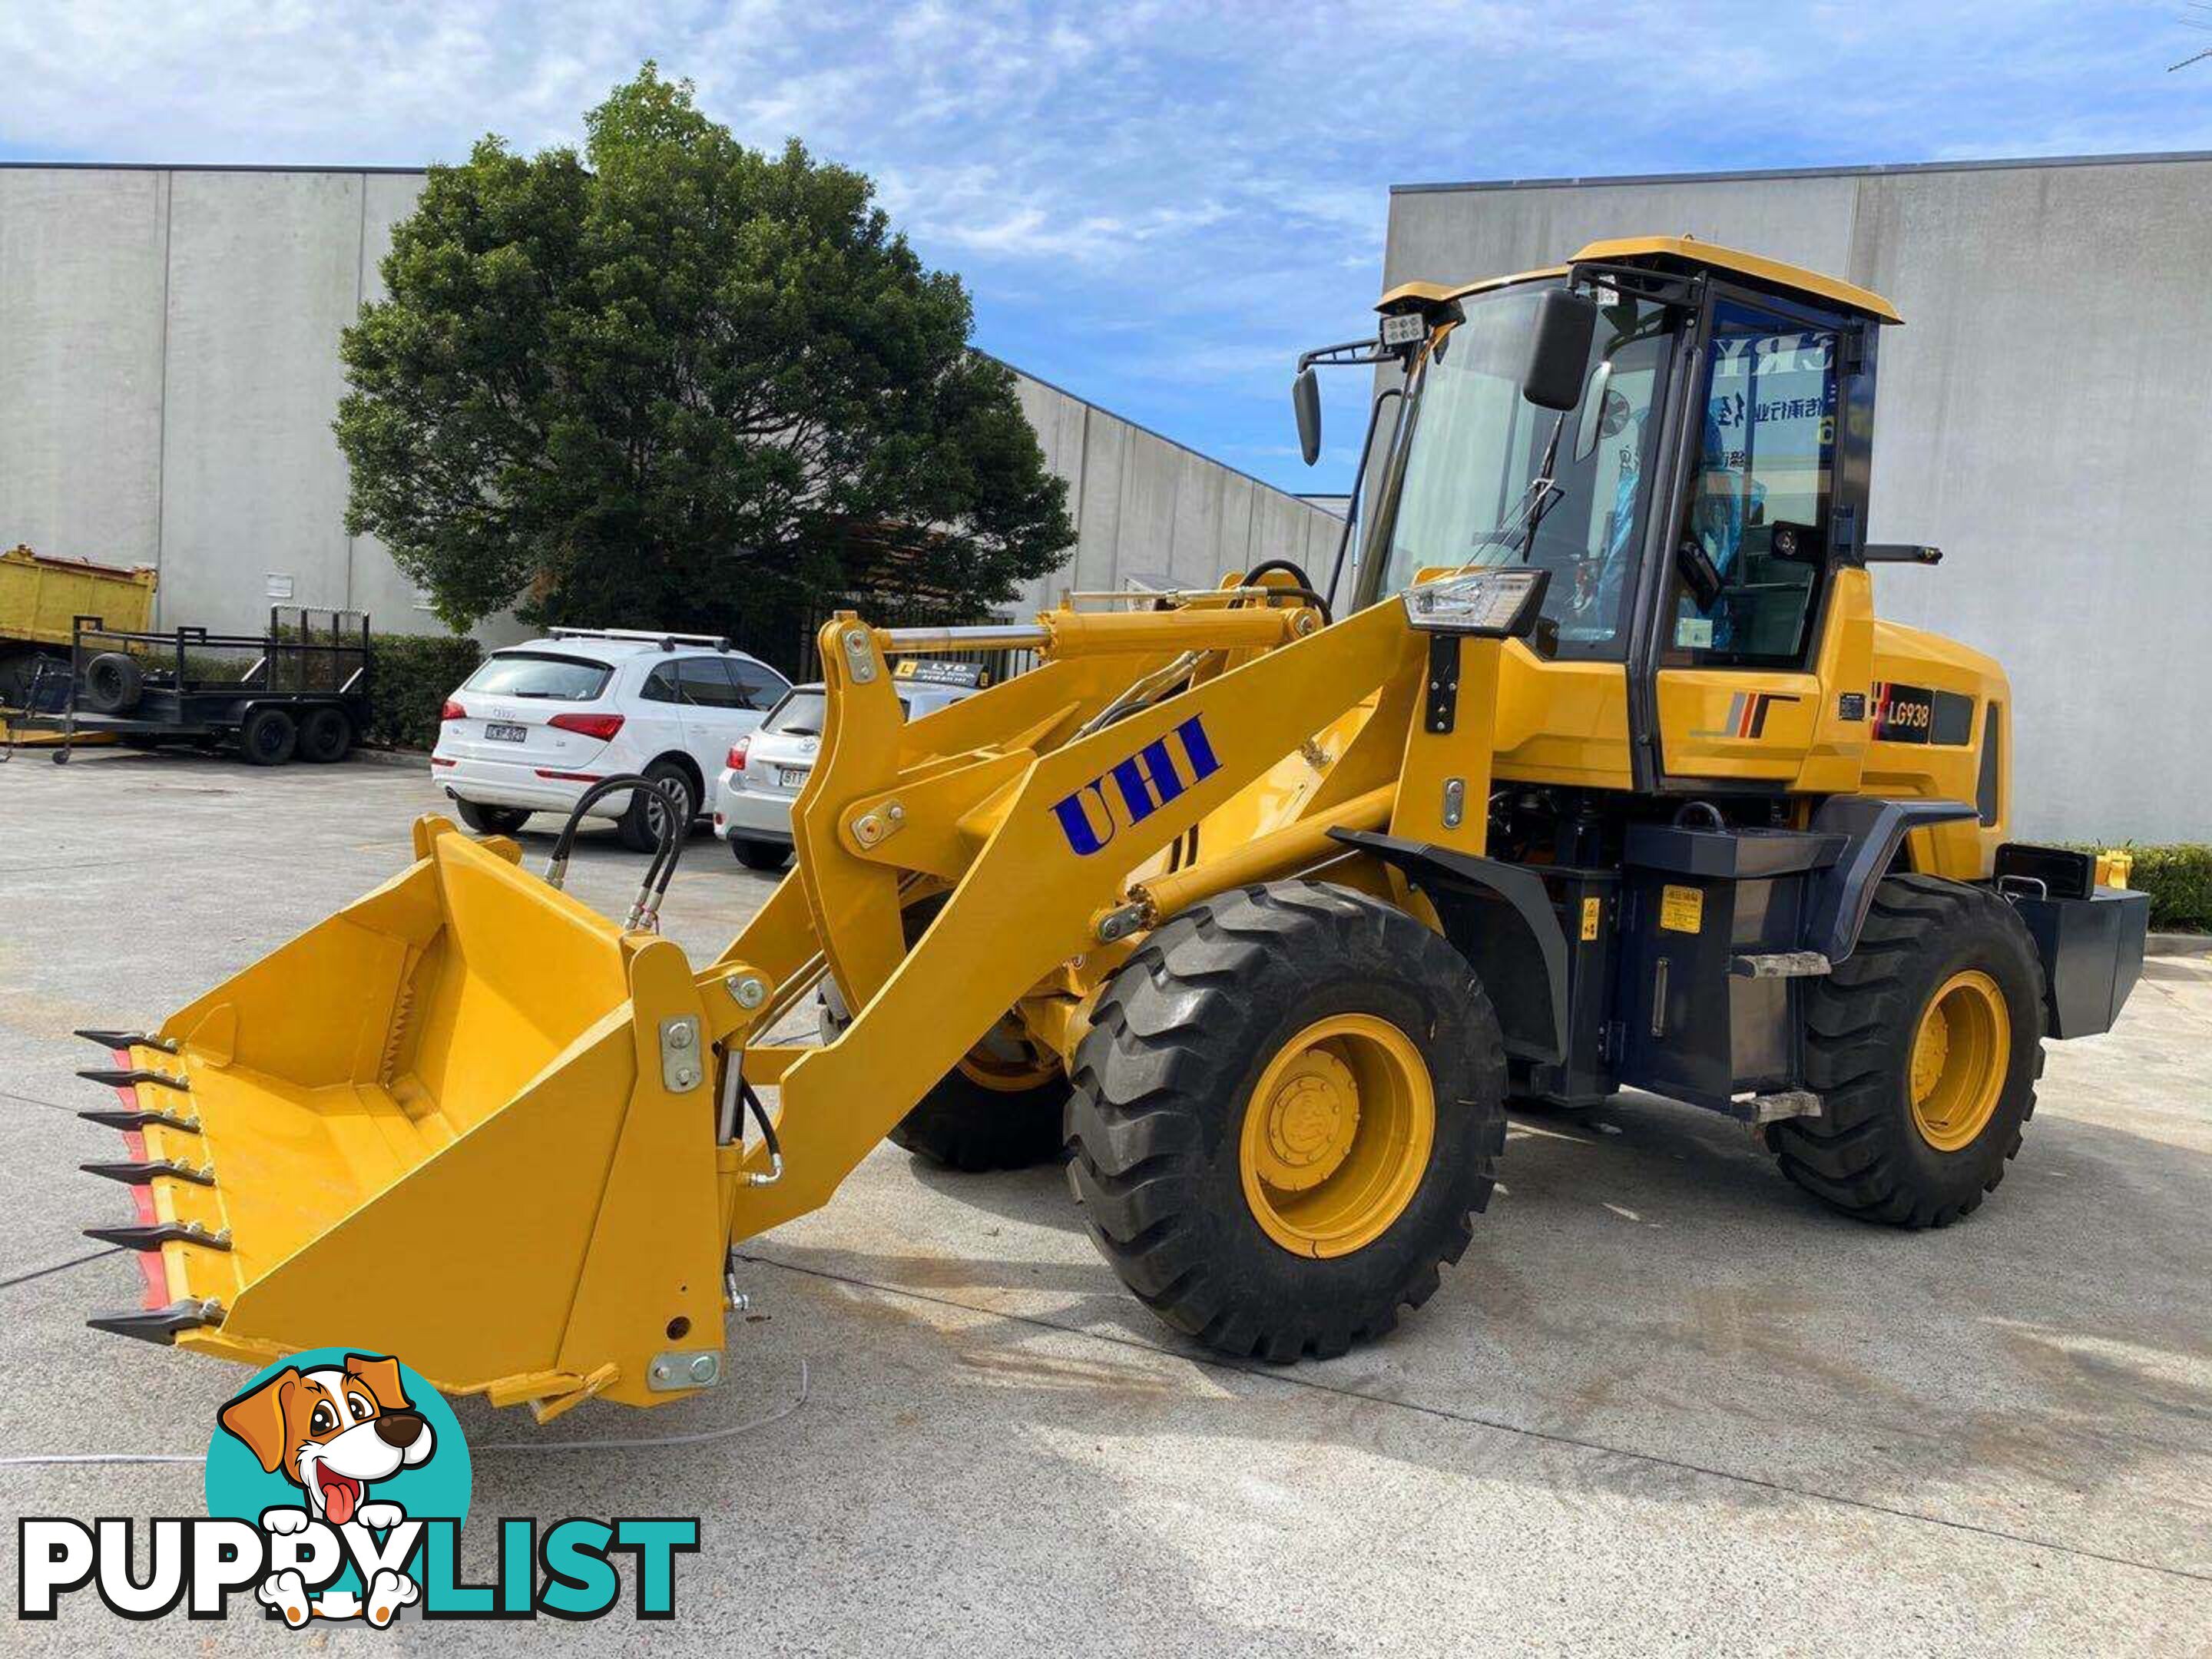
left=818, top=969, right=1068, bottom=1171
left=297, top=704, right=353, bottom=763
left=730, top=837, right=789, bottom=872
left=455, top=800, right=530, bottom=836
left=1068, top=882, right=1508, bottom=1363
left=236, top=706, right=297, bottom=766
left=82, top=652, right=144, bottom=715
left=1770, top=874, right=2045, bottom=1227
left=618, top=760, right=695, bottom=853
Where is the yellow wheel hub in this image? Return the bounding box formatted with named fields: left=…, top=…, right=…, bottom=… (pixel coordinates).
left=1907, top=969, right=2010, bottom=1152
left=956, top=1015, right=1061, bottom=1094
left=1240, top=1014, right=1435, bottom=1258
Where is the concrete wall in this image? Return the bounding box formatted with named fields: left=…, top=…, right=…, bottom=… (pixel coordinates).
left=1008, top=368, right=1344, bottom=611
left=1383, top=154, right=2212, bottom=843
left=0, top=165, right=1339, bottom=656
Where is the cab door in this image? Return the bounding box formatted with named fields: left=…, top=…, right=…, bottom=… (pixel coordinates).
left=1650, top=294, right=1863, bottom=787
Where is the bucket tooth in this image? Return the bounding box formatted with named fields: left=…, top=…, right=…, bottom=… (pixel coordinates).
left=84, top=1220, right=230, bottom=1252
left=75, top=1028, right=180, bottom=1055
left=81, top=1157, right=214, bottom=1188
left=78, top=1067, right=190, bottom=1093
left=78, top=1106, right=200, bottom=1134
left=86, top=1299, right=224, bottom=1346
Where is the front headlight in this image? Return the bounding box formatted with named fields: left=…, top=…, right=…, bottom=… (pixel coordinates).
left=1399, top=566, right=1551, bottom=637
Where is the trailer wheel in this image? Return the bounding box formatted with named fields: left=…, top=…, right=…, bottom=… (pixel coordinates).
left=237, top=706, right=298, bottom=767
left=83, top=653, right=144, bottom=715
left=297, top=706, right=353, bottom=763
left=1770, top=875, right=2045, bottom=1227
left=819, top=975, right=1068, bottom=1171
left=1068, top=882, right=1507, bottom=1362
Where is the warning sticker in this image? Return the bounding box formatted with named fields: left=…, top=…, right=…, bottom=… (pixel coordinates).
left=1660, top=884, right=1704, bottom=933
left=1580, top=896, right=1601, bottom=942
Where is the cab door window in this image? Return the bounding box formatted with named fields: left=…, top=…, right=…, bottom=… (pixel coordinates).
left=1667, top=301, right=1839, bottom=667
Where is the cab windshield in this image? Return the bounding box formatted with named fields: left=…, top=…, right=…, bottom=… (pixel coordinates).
left=1373, top=281, right=1674, bottom=657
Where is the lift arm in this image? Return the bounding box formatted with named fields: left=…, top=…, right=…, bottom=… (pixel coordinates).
left=714, top=597, right=1431, bottom=1237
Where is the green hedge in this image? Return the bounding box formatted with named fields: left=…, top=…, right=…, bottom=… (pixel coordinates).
left=2068, top=842, right=2212, bottom=934
left=365, top=633, right=481, bottom=751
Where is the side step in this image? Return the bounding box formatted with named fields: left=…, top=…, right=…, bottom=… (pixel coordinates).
left=1730, top=952, right=1833, bottom=979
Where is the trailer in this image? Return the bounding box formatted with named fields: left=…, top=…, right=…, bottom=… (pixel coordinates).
left=3, top=607, right=371, bottom=766
left=0, top=545, right=158, bottom=709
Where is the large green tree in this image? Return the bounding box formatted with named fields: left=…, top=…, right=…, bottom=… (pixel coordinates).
left=336, top=66, right=1074, bottom=657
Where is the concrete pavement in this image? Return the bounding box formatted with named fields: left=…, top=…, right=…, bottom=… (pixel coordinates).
left=1, top=749, right=2206, bottom=1653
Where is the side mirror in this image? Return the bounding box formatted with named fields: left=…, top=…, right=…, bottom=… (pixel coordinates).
left=1292, top=366, right=1323, bottom=466
left=1522, top=289, right=1599, bottom=412
left=1571, top=359, right=1614, bottom=462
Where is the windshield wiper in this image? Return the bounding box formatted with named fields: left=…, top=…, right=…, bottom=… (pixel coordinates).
left=1465, top=409, right=1572, bottom=567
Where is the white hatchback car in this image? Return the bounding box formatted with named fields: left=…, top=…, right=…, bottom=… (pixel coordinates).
left=714, top=672, right=980, bottom=870
left=432, top=629, right=791, bottom=852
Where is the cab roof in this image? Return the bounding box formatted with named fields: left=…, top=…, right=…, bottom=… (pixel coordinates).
left=1376, top=234, right=1902, bottom=325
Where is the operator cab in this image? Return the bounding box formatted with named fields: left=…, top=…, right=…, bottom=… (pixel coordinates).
left=1297, top=235, right=1907, bottom=796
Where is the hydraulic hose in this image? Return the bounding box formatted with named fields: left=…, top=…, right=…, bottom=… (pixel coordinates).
left=538, top=771, right=689, bottom=930
left=1240, top=558, right=1333, bottom=628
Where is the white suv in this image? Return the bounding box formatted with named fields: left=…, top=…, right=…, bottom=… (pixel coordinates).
left=431, top=630, right=790, bottom=851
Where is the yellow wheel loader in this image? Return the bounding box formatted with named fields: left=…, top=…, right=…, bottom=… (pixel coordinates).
left=77, top=237, right=2150, bottom=1417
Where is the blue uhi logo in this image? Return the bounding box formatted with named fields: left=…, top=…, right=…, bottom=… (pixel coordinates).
left=1049, top=714, right=1222, bottom=856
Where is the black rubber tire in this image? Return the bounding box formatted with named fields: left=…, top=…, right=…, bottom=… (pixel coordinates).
left=296, top=705, right=353, bottom=763
left=818, top=965, right=1069, bottom=1172
left=0, top=648, right=44, bottom=707
left=1769, top=874, right=2045, bottom=1227
left=730, top=837, right=790, bottom=871
left=618, top=760, right=695, bottom=853
left=455, top=800, right=530, bottom=835
left=1067, top=881, right=1508, bottom=1363
left=82, top=652, right=144, bottom=715
left=237, top=706, right=297, bottom=766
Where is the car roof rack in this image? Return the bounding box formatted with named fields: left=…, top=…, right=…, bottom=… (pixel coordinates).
left=547, top=626, right=733, bottom=653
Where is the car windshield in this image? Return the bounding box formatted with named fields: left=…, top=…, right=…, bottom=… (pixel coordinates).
left=463, top=651, right=612, bottom=700
left=1375, top=281, right=1674, bottom=657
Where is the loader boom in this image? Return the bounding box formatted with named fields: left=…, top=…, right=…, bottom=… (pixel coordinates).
left=719, top=592, right=1455, bottom=1233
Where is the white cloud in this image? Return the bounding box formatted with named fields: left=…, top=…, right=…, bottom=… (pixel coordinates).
left=3, top=0, right=2204, bottom=489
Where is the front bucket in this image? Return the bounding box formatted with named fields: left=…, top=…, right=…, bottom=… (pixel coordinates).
left=78, top=818, right=729, bottom=1413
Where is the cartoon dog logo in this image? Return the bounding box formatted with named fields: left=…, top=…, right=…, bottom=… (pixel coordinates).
left=217, top=1353, right=437, bottom=1628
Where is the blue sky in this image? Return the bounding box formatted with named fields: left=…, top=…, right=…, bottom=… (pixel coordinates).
left=3, top=2, right=2207, bottom=493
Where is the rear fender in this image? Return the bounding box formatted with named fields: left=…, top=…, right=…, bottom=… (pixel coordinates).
left=1805, top=796, right=1979, bottom=963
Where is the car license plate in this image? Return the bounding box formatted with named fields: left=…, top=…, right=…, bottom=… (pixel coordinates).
left=777, top=766, right=811, bottom=790
left=485, top=720, right=528, bottom=743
